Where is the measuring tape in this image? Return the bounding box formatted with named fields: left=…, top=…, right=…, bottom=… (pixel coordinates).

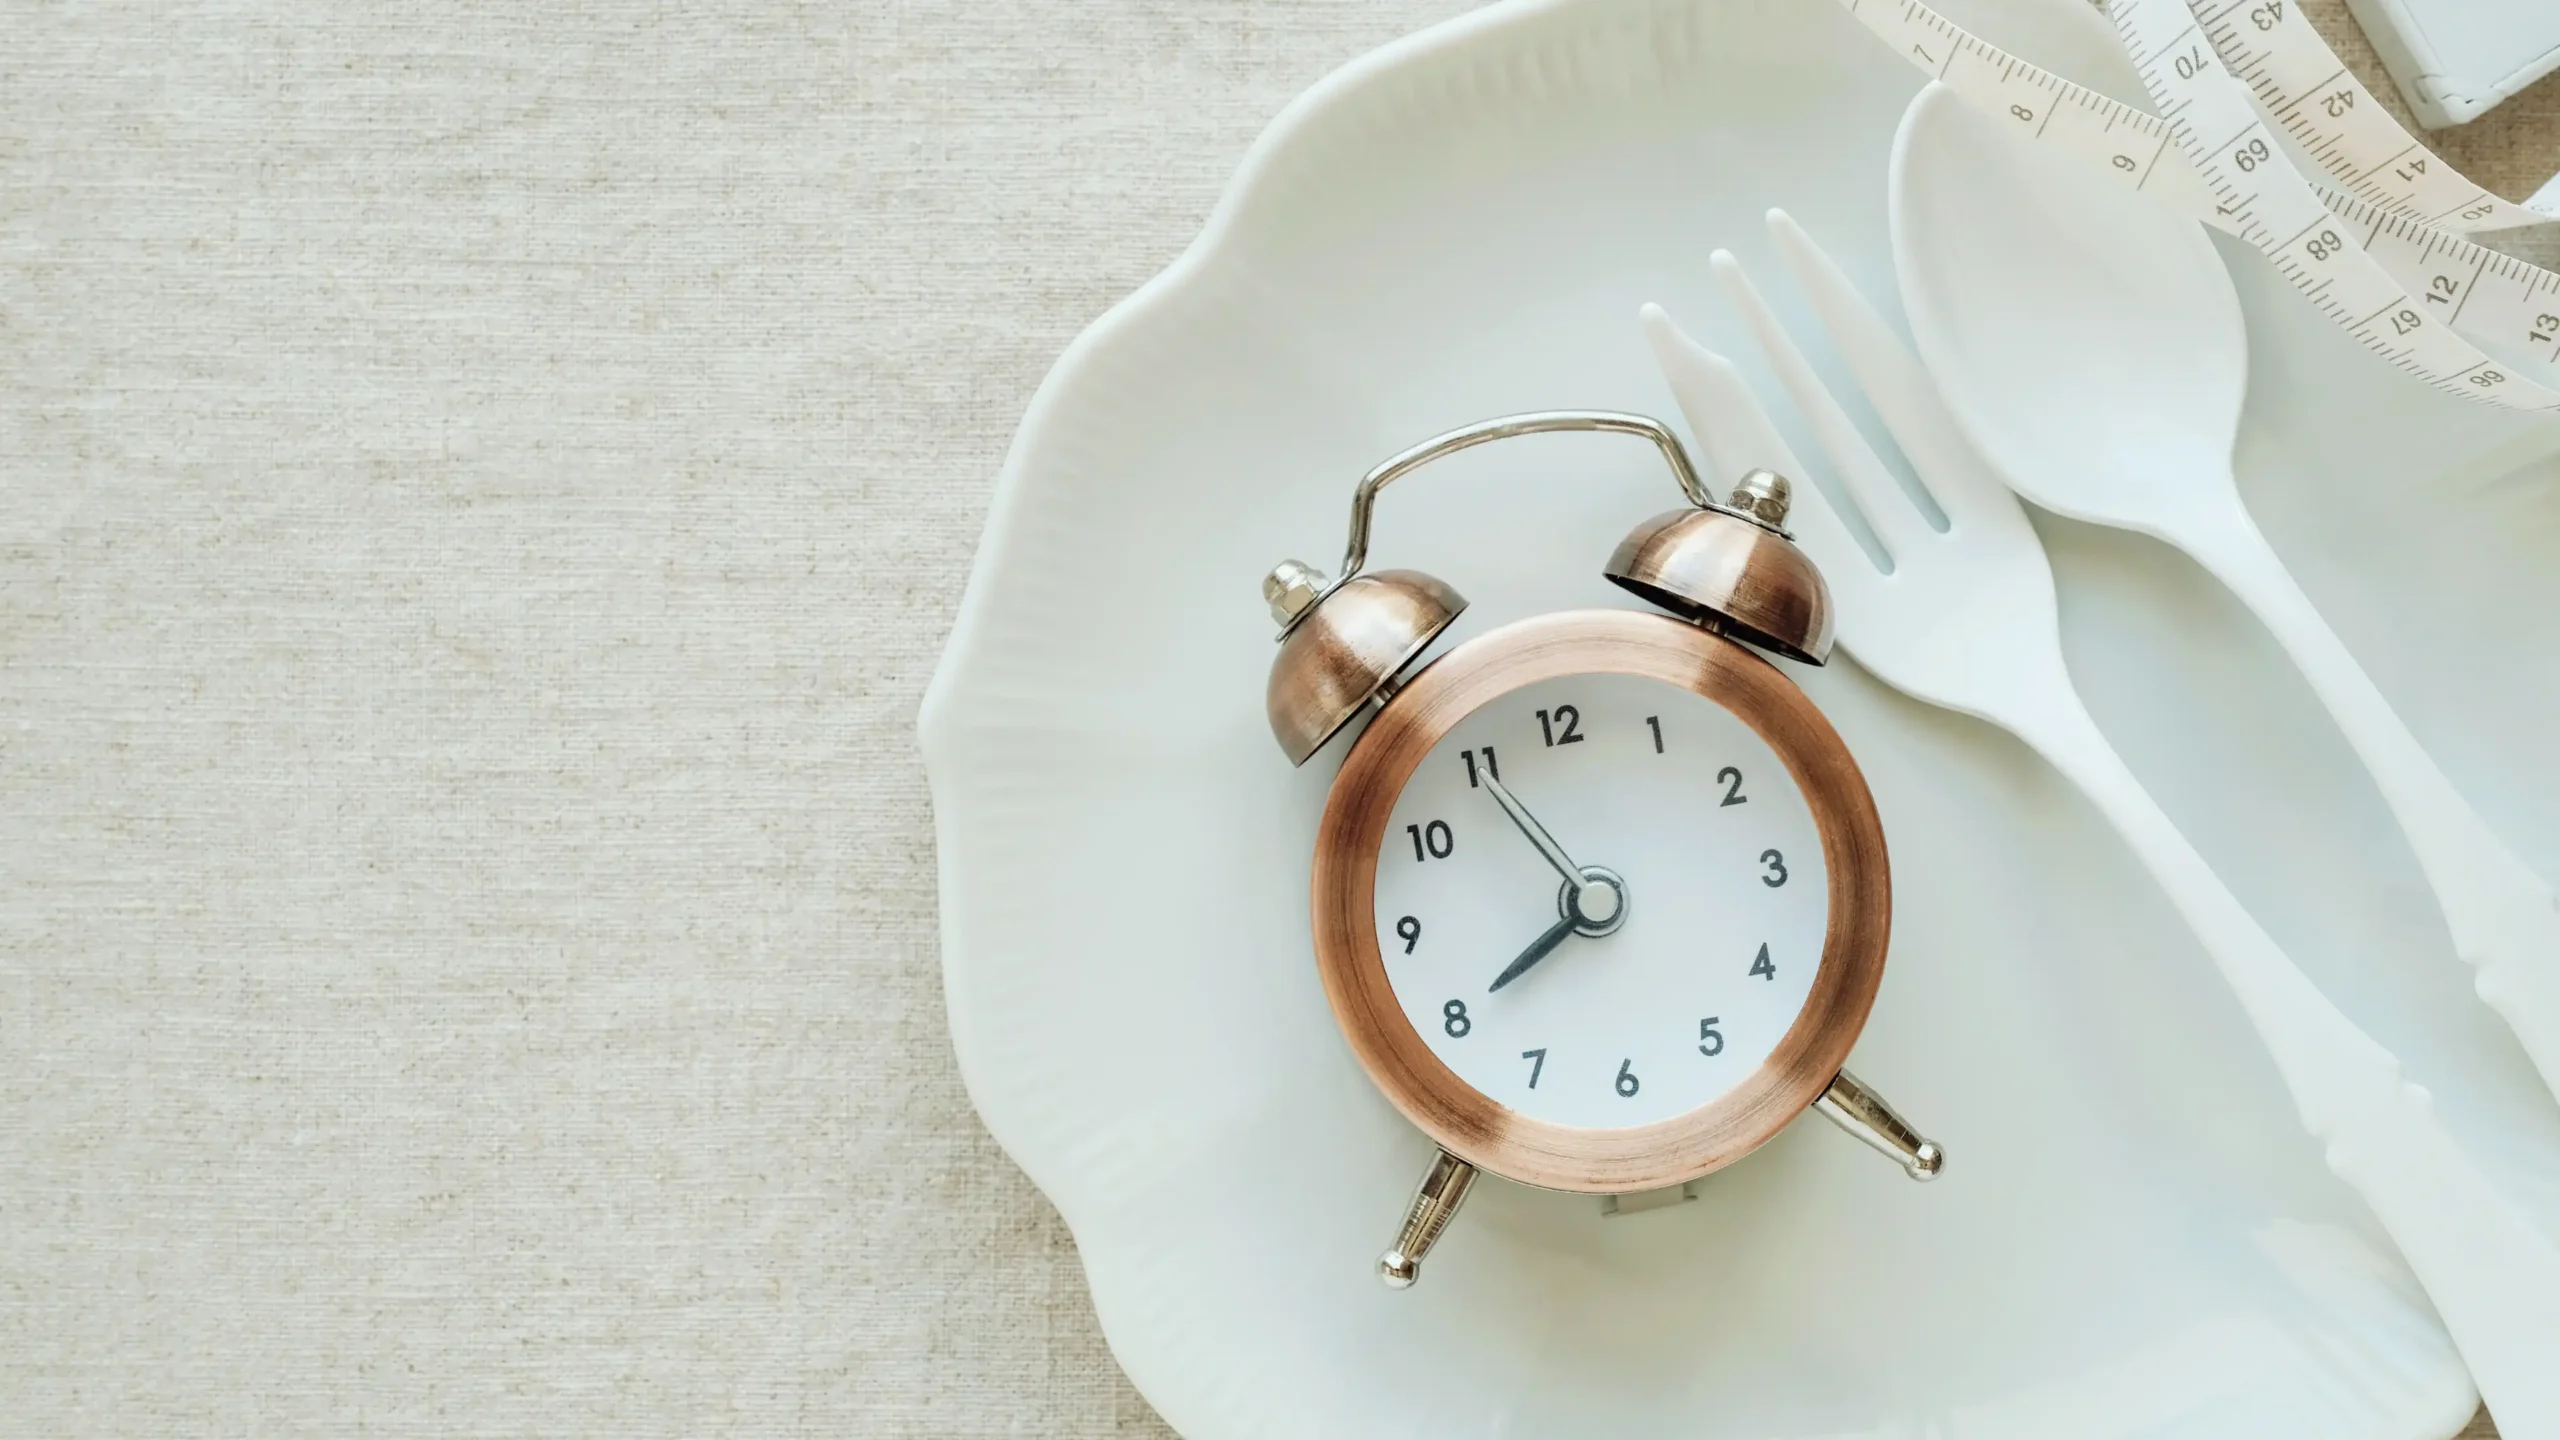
left=1838, top=0, right=2560, bottom=412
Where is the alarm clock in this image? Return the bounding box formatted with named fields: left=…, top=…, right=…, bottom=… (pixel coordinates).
left=1260, top=411, right=1941, bottom=1288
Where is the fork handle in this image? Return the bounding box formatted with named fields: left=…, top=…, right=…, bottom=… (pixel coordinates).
left=2017, top=692, right=2560, bottom=1435
left=2176, top=509, right=2560, bottom=1104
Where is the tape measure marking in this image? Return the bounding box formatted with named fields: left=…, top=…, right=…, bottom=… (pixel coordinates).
left=2185, top=0, right=2545, bottom=231
left=2109, top=0, right=2558, bottom=407
left=1836, top=0, right=2560, bottom=412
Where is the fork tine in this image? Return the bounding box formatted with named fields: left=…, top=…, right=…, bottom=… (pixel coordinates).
left=1711, top=249, right=1934, bottom=565
left=1639, top=302, right=1809, bottom=493
left=1764, top=209, right=2005, bottom=532
left=1638, top=302, right=1881, bottom=592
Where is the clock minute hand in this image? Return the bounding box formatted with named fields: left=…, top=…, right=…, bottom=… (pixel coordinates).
left=1488, top=912, right=1578, bottom=994
left=1482, top=771, right=1623, bottom=926
left=1479, top=771, right=1584, bottom=887
left=1477, top=770, right=1626, bottom=996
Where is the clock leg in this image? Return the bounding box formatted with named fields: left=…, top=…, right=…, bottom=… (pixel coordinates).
left=1376, top=1147, right=1477, bottom=1289
left=1815, top=1069, right=1944, bottom=1181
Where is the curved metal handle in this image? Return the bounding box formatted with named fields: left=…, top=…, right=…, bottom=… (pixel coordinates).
left=1333, top=411, right=1708, bottom=579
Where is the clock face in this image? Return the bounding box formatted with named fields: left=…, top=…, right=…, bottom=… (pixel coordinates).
left=1371, top=670, right=1828, bottom=1130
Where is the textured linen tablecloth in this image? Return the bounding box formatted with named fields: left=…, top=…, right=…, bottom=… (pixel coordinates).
left=1, top=1, right=2549, bottom=1434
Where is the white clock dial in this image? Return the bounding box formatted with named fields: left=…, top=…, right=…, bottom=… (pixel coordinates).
left=1373, top=670, right=1829, bottom=1130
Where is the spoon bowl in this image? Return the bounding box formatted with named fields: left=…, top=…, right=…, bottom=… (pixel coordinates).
left=1889, top=83, right=2249, bottom=531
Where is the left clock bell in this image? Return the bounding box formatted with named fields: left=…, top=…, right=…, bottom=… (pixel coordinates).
left=1262, top=411, right=1941, bottom=1288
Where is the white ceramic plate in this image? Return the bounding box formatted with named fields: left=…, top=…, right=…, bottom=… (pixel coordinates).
left=921, top=0, right=2560, bottom=1434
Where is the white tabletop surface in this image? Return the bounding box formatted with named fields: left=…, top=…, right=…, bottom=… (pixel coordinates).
left=2, top=0, right=2544, bottom=1433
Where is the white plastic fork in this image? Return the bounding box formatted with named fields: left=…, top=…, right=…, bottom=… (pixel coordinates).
left=1638, top=216, right=2560, bottom=1436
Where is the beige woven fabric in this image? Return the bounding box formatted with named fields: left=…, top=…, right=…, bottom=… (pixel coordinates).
left=0, top=0, right=2540, bottom=1434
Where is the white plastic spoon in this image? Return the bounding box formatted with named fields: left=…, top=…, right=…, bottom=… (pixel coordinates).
left=1889, top=82, right=2560, bottom=1106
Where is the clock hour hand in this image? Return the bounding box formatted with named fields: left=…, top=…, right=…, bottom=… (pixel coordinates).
left=1488, top=912, right=1578, bottom=994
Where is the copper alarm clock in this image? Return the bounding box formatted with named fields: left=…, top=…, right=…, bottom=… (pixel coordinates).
left=1260, top=412, right=1941, bottom=1288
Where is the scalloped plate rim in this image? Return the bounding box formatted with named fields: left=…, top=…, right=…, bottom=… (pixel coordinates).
left=912, top=1, right=2497, bottom=1435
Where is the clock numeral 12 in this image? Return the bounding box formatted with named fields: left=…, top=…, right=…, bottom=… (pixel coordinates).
left=1535, top=705, right=1583, bottom=747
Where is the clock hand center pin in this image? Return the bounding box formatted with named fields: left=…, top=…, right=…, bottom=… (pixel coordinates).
left=1479, top=771, right=1626, bottom=993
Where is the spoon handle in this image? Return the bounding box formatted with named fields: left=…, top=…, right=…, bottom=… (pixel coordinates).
left=2180, top=511, right=2560, bottom=1103
left=2015, top=688, right=2560, bottom=1435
